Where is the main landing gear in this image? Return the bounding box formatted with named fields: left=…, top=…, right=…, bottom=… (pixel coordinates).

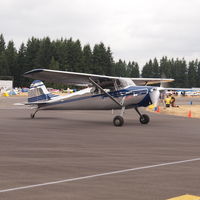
left=113, top=115, right=124, bottom=126
left=113, top=106, right=150, bottom=127
left=113, top=106, right=125, bottom=126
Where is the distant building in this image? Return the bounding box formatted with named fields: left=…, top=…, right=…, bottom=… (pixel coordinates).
left=0, top=80, right=13, bottom=93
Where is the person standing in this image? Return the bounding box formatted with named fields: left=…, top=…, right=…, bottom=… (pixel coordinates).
left=165, top=95, right=171, bottom=108
left=170, top=96, right=175, bottom=107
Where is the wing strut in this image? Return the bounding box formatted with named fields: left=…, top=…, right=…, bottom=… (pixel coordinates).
left=88, top=77, right=123, bottom=108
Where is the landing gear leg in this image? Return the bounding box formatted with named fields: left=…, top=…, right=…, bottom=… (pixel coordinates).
left=30, top=109, right=39, bottom=119
left=113, top=106, right=125, bottom=126
left=134, top=107, right=150, bottom=124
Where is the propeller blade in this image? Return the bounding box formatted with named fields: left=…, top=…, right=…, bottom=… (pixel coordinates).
left=150, top=88, right=160, bottom=106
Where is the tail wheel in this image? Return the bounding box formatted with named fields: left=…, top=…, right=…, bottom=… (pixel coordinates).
left=113, top=116, right=124, bottom=127
left=30, top=109, right=38, bottom=119
left=140, top=114, right=150, bottom=124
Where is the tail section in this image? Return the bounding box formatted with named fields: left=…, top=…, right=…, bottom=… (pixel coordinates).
left=28, top=80, right=58, bottom=103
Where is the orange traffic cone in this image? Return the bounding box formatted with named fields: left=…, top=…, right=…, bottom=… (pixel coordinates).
left=188, top=110, right=192, bottom=118
left=156, top=106, right=160, bottom=113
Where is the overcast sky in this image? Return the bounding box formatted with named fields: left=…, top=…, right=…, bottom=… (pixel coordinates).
left=1, top=0, right=200, bottom=67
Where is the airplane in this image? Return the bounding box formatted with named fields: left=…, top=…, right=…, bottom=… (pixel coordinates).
left=23, top=69, right=174, bottom=126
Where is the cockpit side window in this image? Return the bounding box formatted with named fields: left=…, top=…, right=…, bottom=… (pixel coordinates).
left=90, top=80, right=115, bottom=94
left=90, top=78, right=134, bottom=94
left=116, top=78, right=134, bottom=89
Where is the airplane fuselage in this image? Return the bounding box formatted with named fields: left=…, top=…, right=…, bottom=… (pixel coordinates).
left=38, top=86, right=152, bottom=111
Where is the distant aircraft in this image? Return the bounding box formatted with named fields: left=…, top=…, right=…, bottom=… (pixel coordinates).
left=24, top=69, right=174, bottom=126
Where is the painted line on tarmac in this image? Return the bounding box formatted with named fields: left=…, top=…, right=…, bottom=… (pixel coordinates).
left=0, top=157, right=200, bottom=193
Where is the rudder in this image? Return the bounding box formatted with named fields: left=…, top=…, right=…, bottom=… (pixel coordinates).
left=28, top=80, right=57, bottom=103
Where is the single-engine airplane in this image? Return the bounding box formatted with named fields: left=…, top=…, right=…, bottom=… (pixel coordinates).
left=24, top=69, right=174, bottom=126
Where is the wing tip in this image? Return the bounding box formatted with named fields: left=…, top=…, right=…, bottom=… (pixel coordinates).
left=24, top=68, right=45, bottom=77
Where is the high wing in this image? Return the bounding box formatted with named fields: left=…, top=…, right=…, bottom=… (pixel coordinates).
left=131, top=78, right=174, bottom=86
left=159, top=87, right=200, bottom=93
left=24, top=69, right=119, bottom=86
left=24, top=69, right=174, bottom=86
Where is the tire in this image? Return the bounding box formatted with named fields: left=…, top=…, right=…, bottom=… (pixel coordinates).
left=113, top=116, right=124, bottom=127
left=140, top=114, right=150, bottom=124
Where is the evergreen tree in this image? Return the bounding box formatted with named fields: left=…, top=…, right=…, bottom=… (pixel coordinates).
left=142, top=59, right=153, bottom=77
left=49, top=57, right=60, bottom=70
left=126, top=62, right=133, bottom=77
left=126, top=61, right=140, bottom=77
left=0, top=34, right=8, bottom=76
left=64, top=38, right=83, bottom=72
left=114, top=59, right=127, bottom=77
left=36, top=37, right=52, bottom=67
left=92, top=43, right=113, bottom=75
left=132, top=62, right=140, bottom=77
left=152, top=58, right=159, bottom=77
left=26, top=37, right=40, bottom=68
left=160, top=56, right=172, bottom=78
left=16, top=43, right=28, bottom=86
left=172, top=58, right=188, bottom=87
left=105, top=46, right=114, bottom=76
left=0, top=52, right=8, bottom=76
left=0, top=34, right=5, bottom=54
left=72, top=40, right=83, bottom=72
left=82, top=44, right=93, bottom=73
left=92, top=43, right=105, bottom=74
left=52, top=39, right=69, bottom=71
left=188, top=60, right=198, bottom=87
left=197, top=61, right=200, bottom=87
left=5, top=41, right=17, bottom=83
left=0, top=34, right=9, bottom=76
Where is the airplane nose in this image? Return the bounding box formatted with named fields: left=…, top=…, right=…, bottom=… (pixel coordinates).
left=149, top=88, right=160, bottom=106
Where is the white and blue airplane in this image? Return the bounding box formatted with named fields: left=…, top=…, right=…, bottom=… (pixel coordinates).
left=24, top=69, right=174, bottom=126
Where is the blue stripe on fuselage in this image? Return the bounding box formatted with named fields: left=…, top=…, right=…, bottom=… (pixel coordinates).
left=28, top=93, right=59, bottom=102
left=28, top=94, right=49, bottom=102
left=38, top=86, right=152, bottom=107
left=136, top=93, right=152, bottom=107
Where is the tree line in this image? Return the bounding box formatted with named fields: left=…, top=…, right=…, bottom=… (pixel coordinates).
left=0, top=33, right=199, bottom=88
left=142, top=57, right=200, bottom=88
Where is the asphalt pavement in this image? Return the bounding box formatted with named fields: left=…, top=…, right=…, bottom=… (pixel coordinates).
left=0, top=97, right=199, bottom=200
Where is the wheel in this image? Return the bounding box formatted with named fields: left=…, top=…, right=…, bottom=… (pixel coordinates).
left=113, top=115, right=124, bottom=126
left=139, top=114, right=150, bottom=124
left=30, top=113, right=35, bottom=119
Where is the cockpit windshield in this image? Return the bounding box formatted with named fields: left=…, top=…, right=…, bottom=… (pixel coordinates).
left=115, top=78, right=135, bottom=89
left=90, top=78, right=135, bottom=94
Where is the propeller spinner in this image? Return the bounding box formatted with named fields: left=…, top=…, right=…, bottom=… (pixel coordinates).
left=149, top=88, right=160, bottom=107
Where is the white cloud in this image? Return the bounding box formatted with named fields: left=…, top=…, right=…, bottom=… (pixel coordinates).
left=1, top=0, right=200, bottom=67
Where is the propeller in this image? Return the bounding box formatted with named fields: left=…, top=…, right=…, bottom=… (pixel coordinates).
left=149, top=87, right=160, bottom=107
left=150, top=73, right=169, bottom=107
left=160, top=73, right=170, bottom=88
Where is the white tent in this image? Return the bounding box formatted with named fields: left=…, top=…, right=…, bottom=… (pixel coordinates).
left=0, top=80, right=13, bottom=93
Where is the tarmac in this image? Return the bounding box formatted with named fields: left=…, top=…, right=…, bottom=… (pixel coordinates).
left=0, top=97, right=200, bottom=200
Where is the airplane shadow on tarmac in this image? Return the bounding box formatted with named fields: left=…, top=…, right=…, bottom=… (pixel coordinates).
left=12, top=109, right=158, bottom=127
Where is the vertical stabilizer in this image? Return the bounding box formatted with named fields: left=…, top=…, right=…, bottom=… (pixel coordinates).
left=28, top=80, right=57, bottom=103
